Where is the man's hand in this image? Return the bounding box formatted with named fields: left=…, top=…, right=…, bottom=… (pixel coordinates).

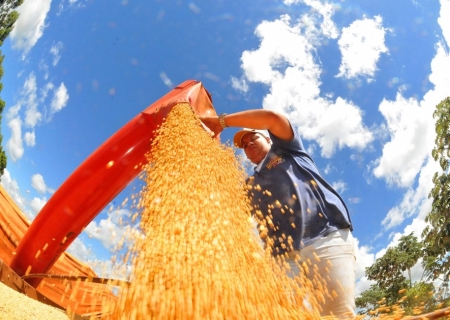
left=199, top=116, right=223, bottom=138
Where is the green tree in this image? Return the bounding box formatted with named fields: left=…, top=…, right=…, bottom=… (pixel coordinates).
left=356, top=233, right=435, bottom=317
left=0, top=0, right=23, bottom=177
left=355, top=284, right=387, bottom=316
left=1, top=1, right=23, bottom=45
left=423, top=97, right=450, bottom=282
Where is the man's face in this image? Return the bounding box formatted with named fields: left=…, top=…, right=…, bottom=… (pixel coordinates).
left=241, top=133, right=271, bottom=164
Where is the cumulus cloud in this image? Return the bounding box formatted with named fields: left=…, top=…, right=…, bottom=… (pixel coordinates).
left=50, top=41, right=64, bottom=66
left=31, top=174, right=46, bottom=192
left=50, top=83, right=69, bottom=113
left=38, top=60, right=49, bottom=80
left=67, top=241, right=131, bottom=281
left=0, top=169, right=27, bottom=213
left=0, top=170, right=47, bottom=220
left=375, top=0, right=450, bottom=244
left=22, top=73, right=42, bottom=128
left=40, top=82, right=55, bottom=102
left=438, top=0, right=450, bottom=48
left=374, top=1, right=450, bottom=190
left=87, top=258, right=133, bottom=280
left=331, top=180, right=346, bottom=194
left=31, top=173, right=54, bottom=194
left=67, top=238, right=95, bottom=262
left=373, top=94, right=435, bottom=187
left=283, top=0, right=339, bottom=39
left=29, top=196, right=47, bottom=216
left=337, top=16, right=389, bottom=79
left=353, top=237, right=376, bottom=295
left=5, top=73, right=70, bottom=161
left=6, top=118, right=24, bottom=162
left=85, top=208, right=141, bottom=250
left=57, top=0, right=88, bottom=16
left=381, top=158, right=440, bottom=229
left=323, top=163, right=334, bottom=175
left=10, top=0, right=52, bottom=56
left=230, top=76, right=248, bottom=93
left=24, top=131, right=36, bottom=147
left=239, top=15, right=373, bottom=157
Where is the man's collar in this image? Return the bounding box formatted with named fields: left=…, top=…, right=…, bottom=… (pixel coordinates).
left=254, top=153, right=268, bottom=172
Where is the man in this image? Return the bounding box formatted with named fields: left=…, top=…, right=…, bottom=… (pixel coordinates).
left=200, top=109, right=356, bottom=319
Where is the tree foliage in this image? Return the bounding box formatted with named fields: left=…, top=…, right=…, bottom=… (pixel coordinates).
left=0, top=1, right=22, bottom=45
left=356, top=233, right=435, bottom=317
left=423, top=97, right=450, bottom=281
left=355, top=284, right=387, bottom=316
left=0, top=0, right=23, bottom=177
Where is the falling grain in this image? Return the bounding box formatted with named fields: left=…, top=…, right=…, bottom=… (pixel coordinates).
left=111, top=103, right=320, bottom=319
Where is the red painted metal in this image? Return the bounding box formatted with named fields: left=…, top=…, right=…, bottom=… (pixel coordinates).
left=10, top=80, right=216, bottom=287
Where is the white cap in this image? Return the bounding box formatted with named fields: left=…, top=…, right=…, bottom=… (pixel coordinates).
left=233, top=128, right=268, bottom=148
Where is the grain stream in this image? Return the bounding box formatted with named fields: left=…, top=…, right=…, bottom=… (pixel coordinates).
left=108, top=103, right=320, bottom=319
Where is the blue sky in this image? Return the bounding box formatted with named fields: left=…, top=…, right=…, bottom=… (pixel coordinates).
left=1, top=0, right=449, bottom=294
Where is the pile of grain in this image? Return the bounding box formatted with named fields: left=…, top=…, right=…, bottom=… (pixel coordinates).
left=106, top=103, right=320, bottom=319
left=0, top=282, right=69, bottom=320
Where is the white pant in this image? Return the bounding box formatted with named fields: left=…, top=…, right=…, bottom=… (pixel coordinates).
left=286, top=229, right=356, bottom=319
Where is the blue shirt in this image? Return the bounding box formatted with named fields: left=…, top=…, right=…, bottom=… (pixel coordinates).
left=247, top=129, right=353, bottom=256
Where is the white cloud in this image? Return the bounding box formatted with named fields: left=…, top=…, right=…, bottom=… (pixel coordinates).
left=0, top=169, right=27, bottom=212
left=50, top=41, right=64, bottom=66
left=355, top=276, right=375, bottom=297
left=10, top=0, right=52, bottom=56
left=337, top=16, right=389, bottom=79
left=230, top=76, right=248, bottom=93
left=50, top=83, right=69, bottom=113
left=66, top=239, right=132, bottom=279
left=188, top=3, right=201, bottom=14
left=371, top=0, right=450, bottom=279
left=283, top=0, right=339, bottom=39
left=373, top=93, right=435, bottom=187
left=5, top=74, right=69, bottom=161
left=85, top=208, right=140, bottom=250
left=7, top=101, right=21, bottom=119
left=29, top=196, right=47, bottom=216
left=88, top=258, right=132, bottom=280
left=57, top=0, right=88, bottom=16
left=66, top=238, right=94, bottom=262
left=6, top=118, right=24, bottom=162
left=159, top=72, right=174, bottom=88
left=24, top=131, right=36, bottom=147
left=423, top=44, right=450, bottom=111
left=0, top=170, right=44, bottom=220
left=408, top=258, right=426, bottom=283
left=331, top=180, right=346, bottom=194
left=239, top=15, right=373, bottom=157
left=353, top=237, right=376, bottom=295
left=31, top=173, right=54, bottom=194
left=373, top=0, right=450, bottom=190
left=31, top=174, right=46, bottom=193
left=438, top=0, right=450, bottom=48
left=40, top=82, right=55, bottom=102
left=381, top=158, right=439, bottom=229
left=306, top=143, right=316, bottom=156
left=22, top=73, right=42, bottom=128
left=323, top=163, right=333, bottom=175
left=38, top=60, right=49, bottom=80
left=306, top=97, right=373, bottom=157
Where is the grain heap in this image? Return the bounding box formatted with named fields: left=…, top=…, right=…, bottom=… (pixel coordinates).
left=0, top=282, right=69, bottom=320
left=111, top=103, right=321, bottom=319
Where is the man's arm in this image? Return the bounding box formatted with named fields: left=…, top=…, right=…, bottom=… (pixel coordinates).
left=200, top=110, right=294, bottom=141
